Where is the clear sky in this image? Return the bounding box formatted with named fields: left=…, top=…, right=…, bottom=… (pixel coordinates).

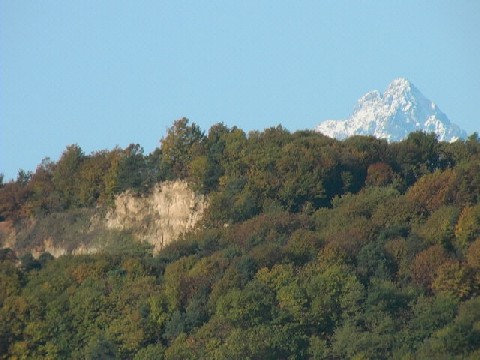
left=1, top=1, right=479, bottom=181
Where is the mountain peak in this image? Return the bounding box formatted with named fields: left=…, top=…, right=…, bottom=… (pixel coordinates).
left=384, top=78, right=414, bottom=100
left=388, top=77, right=412, bottom=90
left=316, top=78, right=466, bottom=142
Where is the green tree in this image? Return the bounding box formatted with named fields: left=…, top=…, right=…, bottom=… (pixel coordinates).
left=432, top=261, right=475, bottom=299
left=416, top=297, right=480, bottom=358
left=53, top=144, right=84, bottom=208
left=391, top=131, right=440, bottom=185
left=398, top=294, right=458, bottom=356
left=196, top=122, right=230, bottom=193
left=304, top=263, right=364, bottom=335
left=215, top=280, right=276, bottom=328
left=134, top=343, right=165, bottom=360
left=160, top=118, right=205, bottom=179
left=413, top=205, right=460, bottom=248
left=117, top=144, right=147, bottom=193
left=455, top=204, right=480, bottom=252
left=84, top=333, right=118, bottom=360
left=76, top=150, right=117, bottom=206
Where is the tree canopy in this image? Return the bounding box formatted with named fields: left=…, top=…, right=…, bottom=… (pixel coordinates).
left=1, top=120, right=480, bottom=358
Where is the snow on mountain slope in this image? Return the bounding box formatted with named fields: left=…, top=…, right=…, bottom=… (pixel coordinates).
left=316, top=78, right=467, bottom=142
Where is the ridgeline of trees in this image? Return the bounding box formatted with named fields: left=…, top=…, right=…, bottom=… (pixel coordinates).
left=1, top=118, right=480, bottom=359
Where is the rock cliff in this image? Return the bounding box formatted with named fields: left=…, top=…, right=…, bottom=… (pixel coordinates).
left=0, top=181, right=207, bottom=256
left=105, top=181, right=207, bottom=252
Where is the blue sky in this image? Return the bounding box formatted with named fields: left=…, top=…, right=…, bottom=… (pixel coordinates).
left=1, top=1, right=479, bottom=181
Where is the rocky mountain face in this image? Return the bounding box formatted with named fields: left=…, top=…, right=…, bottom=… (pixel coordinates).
left=1, top=181, right=207, bottom=257
left=105, top=181, right=207, bottom=253
left=316, top=78, right=467, bottom=142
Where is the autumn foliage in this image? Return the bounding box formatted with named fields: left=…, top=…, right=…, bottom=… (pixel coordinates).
left=1, top=122, right=480, bottom=358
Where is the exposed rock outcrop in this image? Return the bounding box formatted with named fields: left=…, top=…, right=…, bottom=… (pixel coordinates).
left=105, top=181, right=207, bottom=252
left=0, top=181, right=207, bottom=256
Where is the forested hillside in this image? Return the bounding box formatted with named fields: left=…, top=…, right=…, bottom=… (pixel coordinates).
left=1, top=118, right=480, bottom=359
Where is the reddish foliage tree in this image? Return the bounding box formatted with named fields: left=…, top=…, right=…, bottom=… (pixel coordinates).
left=365, top=162, right=395, bottom=187
left=410, top=245, right=450, bottom=291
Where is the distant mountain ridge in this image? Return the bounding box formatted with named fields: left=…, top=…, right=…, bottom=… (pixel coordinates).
left=315, top=78, right=467, bottom=142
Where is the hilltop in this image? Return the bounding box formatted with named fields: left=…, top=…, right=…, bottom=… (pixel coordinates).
left=1, top=119, right=480, bottom=359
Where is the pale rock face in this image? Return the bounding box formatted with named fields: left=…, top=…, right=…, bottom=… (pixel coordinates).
left=1, top=181, right=208, bottom=257
left=316, top=78, right=467, bottom=142
left=32, top=238, right=67, bottom=258
left=0, top=221, right=16, bottom=250
left=105, top=181, right=207, bottom=253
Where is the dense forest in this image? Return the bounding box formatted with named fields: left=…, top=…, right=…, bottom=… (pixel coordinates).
left=1, top=118, right=480, bottom=359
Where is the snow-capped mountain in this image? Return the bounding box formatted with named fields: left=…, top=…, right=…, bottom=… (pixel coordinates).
left=316, top=78, right=467, bottom=142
